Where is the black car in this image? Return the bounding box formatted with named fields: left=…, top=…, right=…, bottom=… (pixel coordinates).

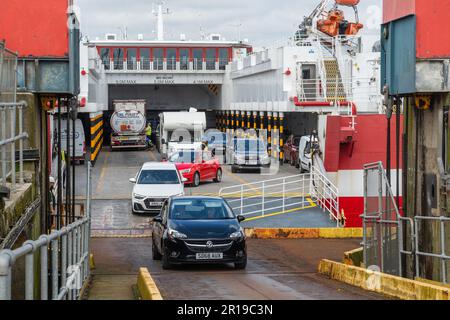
left=152, top=196, right=247, bottom=270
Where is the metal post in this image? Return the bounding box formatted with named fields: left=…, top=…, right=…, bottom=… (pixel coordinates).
left=1, top=107, right=6, bottom=187
left=51, top=238, right=59, bottom=300
left=57, top=98, right=62, bottom=229
left=0, top=253, right=12, bottom=300
left=67, top=230, right=72, bottom=300
left=66, top=104, right=71, bottom=225
left=262, top=181, right=265, bottom=216
left=440, top=219, right=447, bottom=283
left=18, top=105, right=24, bottom=183
left=40, top=241, right=48, bottom=300
left=282, top=178, right=286, bottom=212
left=61, top=232, right=67, bottom=300
left=25, top=249, right=34, bottom=300
left=72, top=109, right=76, bottom=223
left=10, top=107, right=16, bottom=190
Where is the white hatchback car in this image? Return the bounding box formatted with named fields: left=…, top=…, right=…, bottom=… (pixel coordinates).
left=130, top=162, right=186, bottom=214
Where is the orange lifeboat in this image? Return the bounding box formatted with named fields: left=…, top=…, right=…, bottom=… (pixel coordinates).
left=335, top=0, right=360, bottom=6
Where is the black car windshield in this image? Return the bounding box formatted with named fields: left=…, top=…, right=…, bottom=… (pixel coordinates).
left=138, top=170, right=180, bottom=185
left=170, top=199, right=235, bottom=220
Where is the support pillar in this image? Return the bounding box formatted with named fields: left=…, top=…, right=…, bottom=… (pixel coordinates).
left=226, top=111, right=230, bottom=131
left=231, top=111, right=235, bottom=131
left=253, top=111, right=258, bottom=130
left=247, top=111, right=251, bottom=130
left=279, top=112, right=285, bottom=165
left=267, top=112, right=272, bottom=156
left=273, top=112, right=279, bottom=161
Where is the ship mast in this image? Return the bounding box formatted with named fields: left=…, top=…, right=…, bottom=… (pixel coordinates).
left=153, top=2, right=170, bottom=41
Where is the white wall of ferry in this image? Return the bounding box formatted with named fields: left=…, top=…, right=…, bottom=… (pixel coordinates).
left=79, top=43, right=109, bottom=114
left=221, top=43, right=382, bottom=114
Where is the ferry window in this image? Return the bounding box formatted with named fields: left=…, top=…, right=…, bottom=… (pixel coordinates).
left=179, top=49, right=189, bottom=70
left=127, top=48, right=137, bottom=70
left=206, top=48, right=216, bottom=70
left=219, top=48, right=229, bottom=70
left=140, top=48, right=150, bottom=70
left=113, top=48, right=124, bottom=70
left=153, top=48, right=164, bottom=70
left=193, top=49, right=203, bottom=70
left=100, top=48, right=110, bottom=70
left=167, top=48, right=176, bottom=70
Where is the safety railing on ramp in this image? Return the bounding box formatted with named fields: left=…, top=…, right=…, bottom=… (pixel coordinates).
left=219, top=166, right=342, bottom=227
left=0, top=162, right=93, bottom=300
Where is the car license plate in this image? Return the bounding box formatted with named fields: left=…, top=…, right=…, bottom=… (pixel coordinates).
left=149, top=202, right=163, bottom=206
left=196, top=253, right=223, bottom=260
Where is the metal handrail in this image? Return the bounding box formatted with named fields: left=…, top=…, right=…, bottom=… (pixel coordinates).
left=0, top=162, right=92, bottom=300
left=219, top=167, right=341, bottom=226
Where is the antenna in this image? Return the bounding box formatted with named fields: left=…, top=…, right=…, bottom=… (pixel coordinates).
left=229, top=21, right=243, bottom=42
left=152, top=2, right=170, bottom=41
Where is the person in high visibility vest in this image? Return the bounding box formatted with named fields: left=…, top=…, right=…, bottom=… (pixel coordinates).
left=145, top=123, right=153, bottom=148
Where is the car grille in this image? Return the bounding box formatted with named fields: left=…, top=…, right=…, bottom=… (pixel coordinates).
left=184, top=240, right=234, bottom=253
left=143, top=198, right=166, bottom=210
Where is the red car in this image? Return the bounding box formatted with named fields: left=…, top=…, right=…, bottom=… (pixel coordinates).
left=168, top=150, right=223, bottom=187
left=283, top=135, right=301, bottom=167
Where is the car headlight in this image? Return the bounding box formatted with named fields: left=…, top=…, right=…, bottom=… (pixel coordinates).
left=230, top=230, right=244, bottom=240
left=168, top=228, right=188, bottom=240
left=179, top=169, right=191, bottom=174
left=133, top=193, right=146, bottom=200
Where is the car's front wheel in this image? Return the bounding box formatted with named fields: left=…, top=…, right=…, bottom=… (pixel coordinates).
left=152, top=240, right=162, bottom=260
left=192, top=172, right=201, bottom=187
left=162, top=251, right=172, bottom=270
left=234, top=256, right=247, bottom=270
left=214, top=168, right=223, bottom=183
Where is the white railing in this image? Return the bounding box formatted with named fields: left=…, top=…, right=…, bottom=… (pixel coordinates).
left=219, top=167, right=342, bottom=227
left=297, top=77, right=380, bottom=105
left=101, top=58, right=229, bottom=72
left=310, top=165, right=340, bottom=224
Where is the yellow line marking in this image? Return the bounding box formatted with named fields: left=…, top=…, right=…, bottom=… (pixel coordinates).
left=244, top=202, right=317, bottom=222
left=306, top=197, right=316, bottom=207
left=95, top=151, right=109, bottom=195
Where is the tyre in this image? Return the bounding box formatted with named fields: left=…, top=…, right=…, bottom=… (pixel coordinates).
left=162, top=251, right=172, bottom=270
left=152, top=240, right=162, bottom=260
left=192, top=172, right=201, bottom=187
left=234, top=256, right=247, bottom=270
left=231, top=165, right=238, bottom=173
left=214, top=168, right=223, bottom=183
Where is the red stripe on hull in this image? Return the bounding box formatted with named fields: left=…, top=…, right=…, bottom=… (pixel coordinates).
left=339, top=197, right=404, bottom=228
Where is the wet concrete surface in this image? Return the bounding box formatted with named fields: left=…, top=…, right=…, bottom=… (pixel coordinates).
left=76, top=148, right=332, bottom=234
left=90, top=237, right=387, bottom=300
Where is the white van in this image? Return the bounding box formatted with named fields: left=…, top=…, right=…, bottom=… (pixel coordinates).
left=61, top=119, right=87, bottom=164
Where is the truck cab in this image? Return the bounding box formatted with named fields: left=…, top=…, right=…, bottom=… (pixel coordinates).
left=159, top=111, right=207, bottom=159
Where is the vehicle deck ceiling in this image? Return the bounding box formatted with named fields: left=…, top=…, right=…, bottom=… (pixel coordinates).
left=108, top=84, right=222, bottom=112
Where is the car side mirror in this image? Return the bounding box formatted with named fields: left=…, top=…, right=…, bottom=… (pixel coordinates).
left=129, top=178, right=136, bottom=184
left=237, top=215, right=246, bottom=223
left=153, top=216, right=163, bottom=224
left=161, top=138, right=166, bottom=145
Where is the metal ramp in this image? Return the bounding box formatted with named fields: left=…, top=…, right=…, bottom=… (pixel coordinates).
left=219, top=166, right=342, bottom=228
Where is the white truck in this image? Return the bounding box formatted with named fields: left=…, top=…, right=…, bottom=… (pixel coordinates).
left=159, top=111, right=207, bottom=159
left=110, top=100, right=147, bottom=150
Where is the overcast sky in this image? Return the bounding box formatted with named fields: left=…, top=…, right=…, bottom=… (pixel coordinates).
left=75, top=0, right=382, bottom=47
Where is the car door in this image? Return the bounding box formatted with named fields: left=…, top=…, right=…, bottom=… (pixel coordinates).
left=201, top=151, right=214, bottom=179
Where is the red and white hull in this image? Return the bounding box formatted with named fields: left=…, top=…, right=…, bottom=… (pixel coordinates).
left=319, top=114, right=403, bottom=227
